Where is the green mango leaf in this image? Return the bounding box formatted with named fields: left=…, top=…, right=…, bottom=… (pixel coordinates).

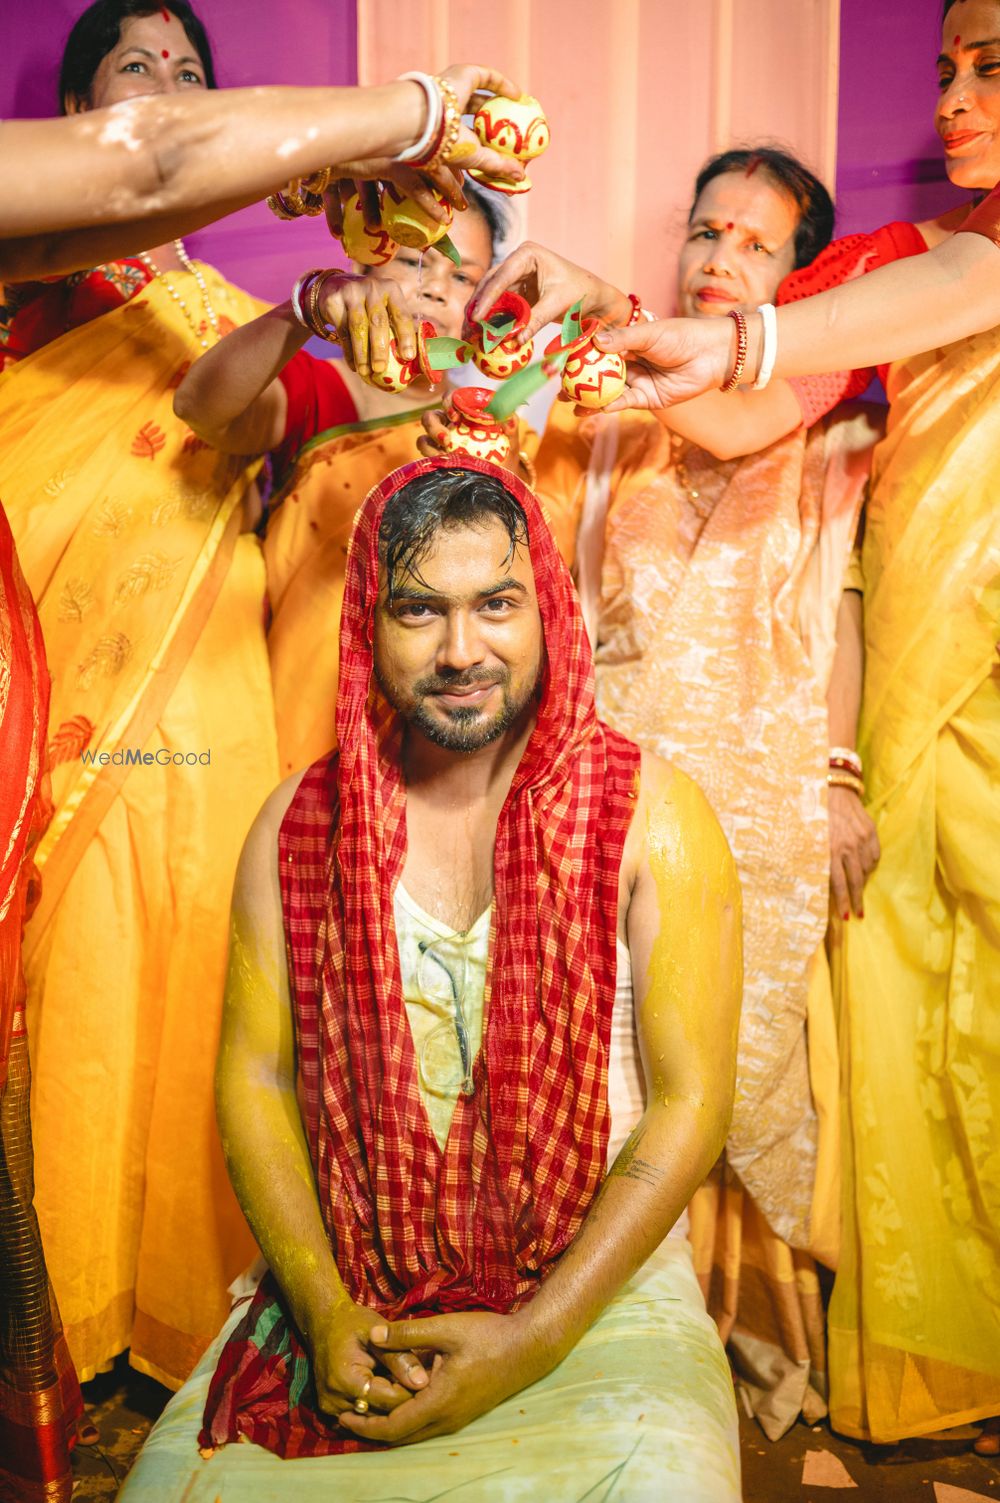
left=480, top=314, right=516, bottom=353
left=425, top=336, right=472, bottom=371
left=485, top=359, right=553, bottom=421
left=560, top=297, right=584, bottom=348
left=432, top=234, right=462, bottom=267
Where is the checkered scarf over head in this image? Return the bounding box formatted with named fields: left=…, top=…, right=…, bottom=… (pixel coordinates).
left=202, top=456, right=640, bottom=1456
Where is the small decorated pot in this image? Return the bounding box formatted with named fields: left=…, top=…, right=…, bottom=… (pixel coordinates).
left=546, top=319, right=627, bottom=410
left=380, top=185, right=453, bottom=251
left=465, top=292, right=533, bottom=379
left=469, top=94, right=550, bottom=196
left=339, top=192, right=399, bottom=267
left=362, top=321, right=442, bottom=394
left=439, top=387, right=512, bottom=464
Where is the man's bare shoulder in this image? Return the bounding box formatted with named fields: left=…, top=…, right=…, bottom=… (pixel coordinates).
left=624, top=749, right=738, bottom=898
left=238, top=769, right=309, bottom=877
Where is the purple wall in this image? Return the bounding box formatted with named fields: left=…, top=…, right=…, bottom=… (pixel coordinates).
left=836, top=0, right=965, bottom=236
left=4, top=0, right=357, bottom=301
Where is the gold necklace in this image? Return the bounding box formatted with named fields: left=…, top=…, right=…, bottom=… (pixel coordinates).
left=670, top=432, right=702, bottom=504
left=138, top=239, right=220, bottom=349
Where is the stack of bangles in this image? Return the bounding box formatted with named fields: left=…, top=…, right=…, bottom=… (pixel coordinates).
left=395, top=72, right=461, bottom=173
left=291, top=269, right=341, bottom=343
left=828, top=746, right=864, bottom=798
left=267, top=75, right=458, bottom=224
left=720, top=302, right=778, bottom=393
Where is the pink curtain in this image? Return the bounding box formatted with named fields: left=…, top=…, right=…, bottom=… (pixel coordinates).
left=357, top=0, right=840, bottom=311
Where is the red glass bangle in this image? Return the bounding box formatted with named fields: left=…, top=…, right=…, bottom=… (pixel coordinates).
left=720, top=308, right=748, bottom=392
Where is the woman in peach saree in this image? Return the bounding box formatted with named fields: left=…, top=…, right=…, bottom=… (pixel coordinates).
left=491, top=148, right=880, bottom=1438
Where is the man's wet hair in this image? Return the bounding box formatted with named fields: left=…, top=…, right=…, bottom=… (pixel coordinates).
left=379, top=469, right=528, bottom=603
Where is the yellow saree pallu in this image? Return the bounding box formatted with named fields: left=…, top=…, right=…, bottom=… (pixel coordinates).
left=264, top=408, right=538, bottom=775
left=535, top=400, right=878, bottom=1436
left=829, top=327, right=1000, bottom=1442
left=265, top=410, right=432, bottom=776
left=0, top=269, right=279, bottom=1388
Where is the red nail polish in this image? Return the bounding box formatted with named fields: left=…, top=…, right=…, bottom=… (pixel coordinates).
left=842, top=912, right=850, bottom=922
left=858, top=910, right=864, bottom=920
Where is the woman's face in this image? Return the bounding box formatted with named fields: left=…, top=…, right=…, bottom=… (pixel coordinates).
left=65, top=10, right=207, bottom=113
left=363, top=207, right=494, bottom=342
left=677, top=170, right=800, bottom=319
left=936, top=0, right=1000, bottom=190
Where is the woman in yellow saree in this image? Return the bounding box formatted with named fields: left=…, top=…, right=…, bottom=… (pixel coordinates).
left=0, top=1, right=279, bottom=1389
left=827, top=287, right=1000, bottom=1444
left=733, top=1, right=1000, bottom=1444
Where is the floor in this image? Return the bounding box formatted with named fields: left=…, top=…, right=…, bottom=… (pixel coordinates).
left=71, top=1361, right=1000, bottom=1501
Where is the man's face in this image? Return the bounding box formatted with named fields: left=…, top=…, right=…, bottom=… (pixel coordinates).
left=374, top=518, right=543, bottom=753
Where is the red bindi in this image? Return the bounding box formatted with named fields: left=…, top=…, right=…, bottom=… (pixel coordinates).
left=726, top=221, right=735, bottom=230
left=955, top=34, right=962, bottom=46
left=161, top=49, right=170, bottom=58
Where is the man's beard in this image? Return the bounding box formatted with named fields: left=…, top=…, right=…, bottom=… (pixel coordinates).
left=377, top=664, right=539, bottom=752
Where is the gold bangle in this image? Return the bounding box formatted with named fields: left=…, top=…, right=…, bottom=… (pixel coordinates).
left=430, top=76, right=462, bottom=172
left=306, top=272, right=339, bottom=343
left=301, top=167, right=333, bottom=197
left=827, top=771, right=864, bottom=796
left=266, top=190, right=300, bottom=221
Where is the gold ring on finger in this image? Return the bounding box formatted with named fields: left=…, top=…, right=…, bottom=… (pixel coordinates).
left=354, top=1375, right=373, bottom=1415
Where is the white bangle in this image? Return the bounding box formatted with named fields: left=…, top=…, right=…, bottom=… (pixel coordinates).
left=290, top=269, right=326, bottom=330
left=290, top=272, right=312, bottom=329
left=395, top=72, right=442, bottom=163
left=752, top=303, right=778, bottom=390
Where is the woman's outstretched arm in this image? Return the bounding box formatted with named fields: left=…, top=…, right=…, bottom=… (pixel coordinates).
left=0, top=64, right=522, bottom=280
left=594, top=229, right=1000, bottom=410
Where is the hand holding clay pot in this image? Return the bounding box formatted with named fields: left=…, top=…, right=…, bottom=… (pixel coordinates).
left=464, top=293, right=534, bottom=379
left=468, top=94, right=550, bottom=196
left=547, top=318, right=627, bottom=410
left=340, top=191, right=399, bottom=266
left=380, top=184, right=454, bottom=252
left=362, top=319, right=444, bottom=393
left=437, top=387, right=513, bottom=464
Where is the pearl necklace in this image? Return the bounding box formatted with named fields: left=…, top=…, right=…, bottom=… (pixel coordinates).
left=138, top=239, right=220, bottom=349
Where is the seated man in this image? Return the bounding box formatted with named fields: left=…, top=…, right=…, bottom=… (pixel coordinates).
left=121, top=458, right=743, bottom=1503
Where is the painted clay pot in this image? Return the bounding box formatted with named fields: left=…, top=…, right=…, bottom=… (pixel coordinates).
left=340, top=192, right=399, bottom=267
left=363, top=321, right=443, bottom=394
left=380, top=184, right=453, bottom=251
left=546, top=319, right=626, bottom=410
left=469, top=94, right=550, bottom=196
left=439, top=387, right=512, bottom=464
left=465, top=292, right=533, bottom=379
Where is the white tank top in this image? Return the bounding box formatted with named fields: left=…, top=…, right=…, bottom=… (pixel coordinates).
left=394, top=883, right=640, bottom=1161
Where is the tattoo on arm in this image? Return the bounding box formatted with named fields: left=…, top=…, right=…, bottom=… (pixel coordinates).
left=606, top=1126, right=666, bottom=1190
